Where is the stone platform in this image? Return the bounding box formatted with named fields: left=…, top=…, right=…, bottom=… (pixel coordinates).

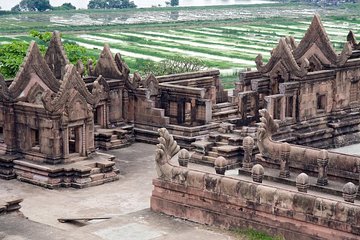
left=2, top=152, right=119, bottom=189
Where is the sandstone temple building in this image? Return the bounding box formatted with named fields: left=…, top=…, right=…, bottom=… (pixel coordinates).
left=0, top=14, right=358, bottom=191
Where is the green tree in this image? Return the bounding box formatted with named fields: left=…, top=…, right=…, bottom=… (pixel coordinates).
left=0, top=31, right=97, bottom=78
left=170, top=0, right=179, bottom=6
left=0, top=41, right=45, bottom=78
left=29, top=30, right=52, bottom=45
left=88, top=0, right=137, bottom=9
left=53, top=3, right=76, bottom=11
left=11, top=0, right=52, bottom=12
left=136, top=55, right=205, bottom=76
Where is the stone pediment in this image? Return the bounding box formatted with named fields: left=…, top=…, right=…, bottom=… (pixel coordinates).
left=42, top=64, right=99, bottom=114
left=44, top=31, right=70, bottom=80
left=143, top=74, right=159, bottom=97
left=9, top=41, right=60, bottom=99
left=93, top=44, right=123, bottom=79
left=293, top=15, right=352, bottom=67
left=347, top=31, right=360, bottom=50
left=255, top=38, right=309, bottom=80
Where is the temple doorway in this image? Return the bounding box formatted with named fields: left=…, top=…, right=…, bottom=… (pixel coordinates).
left=69, top=126, right=82, bottom=155
left=94, top=105, right=105, bottom=127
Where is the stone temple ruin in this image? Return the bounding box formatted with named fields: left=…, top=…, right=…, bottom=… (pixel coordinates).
left=151, top=15, right=360, bottom=239
left=2, top=13, right=360, bottom=239
left=0, top=30, right=231, bottom=188
left=151, top=121, right=360, bottom=239
left=191, top=14, right=360, bottom=168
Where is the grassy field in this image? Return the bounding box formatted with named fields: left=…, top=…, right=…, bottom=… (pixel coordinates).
left=1, top=3, right=360, bottom=88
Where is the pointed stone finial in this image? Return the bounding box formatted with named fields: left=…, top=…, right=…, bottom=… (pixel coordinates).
left=242, top=136, right=254, bottom=171
left=279, top=143, right=291, bottom=178
left=296, top=173, right=309, bottom=193
left=178, top=149, right=190, bottom=167
left=214, top=156, right=228, bottom=175
left=317, top=150, right=329, bottom=186
left=76, top=60, right=85, bottom=77
left=45, top=31, right=70, bottom=80
left=94, top=44, right=122, bottom=79
left=252, top=164, right=264, bottom=183
left=343, top=182, right=358, bottom=203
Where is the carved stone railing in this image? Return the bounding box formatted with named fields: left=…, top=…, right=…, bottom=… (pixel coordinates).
left=257, top=109, right=360, bottom=182
left=152, top=128, right=360, bottom=239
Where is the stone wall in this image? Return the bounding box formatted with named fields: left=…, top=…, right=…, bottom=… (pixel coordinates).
left=151, top=128, right=360, bottom=240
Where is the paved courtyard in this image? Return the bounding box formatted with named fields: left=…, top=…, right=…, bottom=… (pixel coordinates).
left=0, top=143, right=237, bottom=240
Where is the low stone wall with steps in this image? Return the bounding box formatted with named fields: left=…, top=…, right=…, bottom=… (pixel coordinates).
left=11, top=153, right=119, bottom=189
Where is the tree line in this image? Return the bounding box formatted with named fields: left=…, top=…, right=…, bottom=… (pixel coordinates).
left=10, top=0, right=180, bottom=12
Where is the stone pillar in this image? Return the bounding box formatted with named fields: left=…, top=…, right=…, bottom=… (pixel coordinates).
left=4, top=104, right=17, bottom=153
left=63, top=127, right=69, bottom=158
left=190, top=98, right=196, bottom=125
left=317, top=150, right=329, bottom=186
left=279, top=143, right=290, bottom=178
left=242, top=136, right=254, bottom=171
left=238, top=93, right=247, bottom=120
left=280, top=96, right=286, bottom=121
left=123, top=91, right=129, bottom=122
left=357, top=159, right=360, bottom=195
left=178, top=149, right=190, bottom=167
left=343, top=182, right=358, bottom=203
left=252, top=164, right=264, bottom=183
left=296, top=173, right=309, bottom=193
left=214, top=156, right=228, bottom=175
left=82, top=124, right=86, bottom=156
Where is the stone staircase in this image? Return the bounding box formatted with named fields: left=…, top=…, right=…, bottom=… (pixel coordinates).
left=190, top=124, right=259, bottom=169
left=95, top=124, right=134, bottom=150
left=13, top=152, right=119, bottom=189
left=212, top=102, right=239, bottom=122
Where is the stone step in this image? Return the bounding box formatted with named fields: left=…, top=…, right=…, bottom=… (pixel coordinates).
left=90, top=167, right=101, bottom=175
left=90, top=173, right=105, bottom=181
left=110, top=135, right=118, bottom=141
left=213, top=102, right=234, bottom=109
left=207, top=151, right=219, bottom=157
left=213, top=106, right=237, bottom=113
left=212, top=109, right=238, bottom=118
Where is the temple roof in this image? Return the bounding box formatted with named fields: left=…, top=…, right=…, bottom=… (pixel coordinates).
left=44, top=31, right=70, bottom=80
left=93, top=44, right=123, bottom=79
left=0, top=74, right=12, bottom=102
left=42, top=64, right=100, bottom=114
left=347, top=31, right=360, bottom=50
left=255, top=37, right=309, bottom=79
left=293, top=15, right=351, bottom=67
left=9, top=41, right=60, bottom=98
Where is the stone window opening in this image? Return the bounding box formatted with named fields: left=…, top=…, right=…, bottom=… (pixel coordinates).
left=317, top=94, right=326, bottom=111
left=31, top=129, right=40, bottom=151
left=0, top=126, right=4, bottom=143
left=285, top=96, right=294, bottom=118
left=94, top=105, right=104, bottom=127
left=274, top=98, right=282, bottom=120
left=271, top=72, right=284, bottom=95
left=69, top=126, right=82, bottom=155
left=185, top=102, right=192, bottom=124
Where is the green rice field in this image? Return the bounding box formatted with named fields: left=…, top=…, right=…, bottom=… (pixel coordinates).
left=1, top=3, right=360, bottom=88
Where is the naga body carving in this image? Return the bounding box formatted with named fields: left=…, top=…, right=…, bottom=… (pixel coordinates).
left=155, top=128, right=181, bottom=180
